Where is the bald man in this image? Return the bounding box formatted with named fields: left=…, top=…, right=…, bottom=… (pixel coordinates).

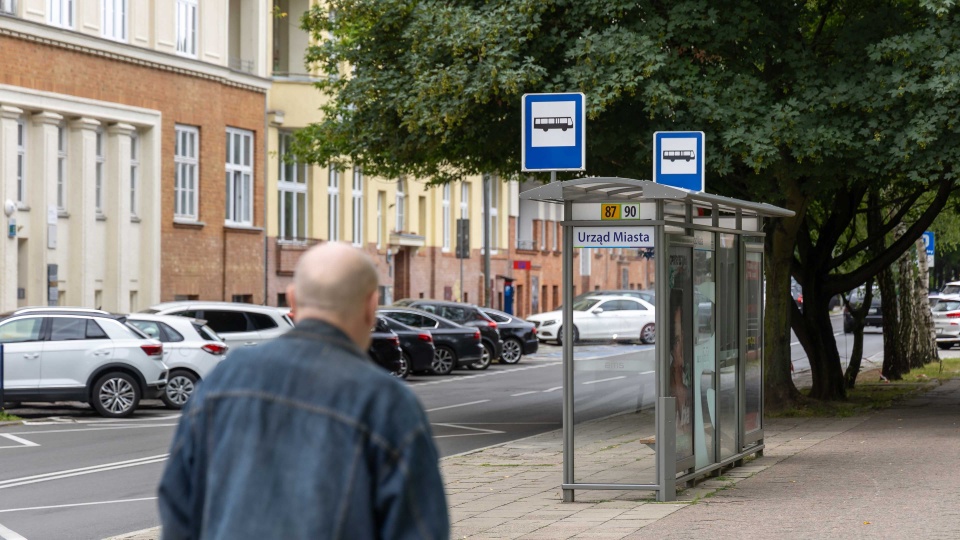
left=158, top=242, right=450, bottom=540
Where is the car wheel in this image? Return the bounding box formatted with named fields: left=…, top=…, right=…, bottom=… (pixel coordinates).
left=92, top=372, right=140, bottom=418
left=937, top=342, right=953, bottom=350
left=470, top=343, right=493, bottom=370
left=161, top=370, right=198, bottom=409
left=640, top=323, right=656, bottom=345
left=557, top=326, right=579, bottom=346
left=431, top=346, right=456, bottom=375
left=394, top=353, right=411, bottom=379
left=500, top=338, right=523, bottom=364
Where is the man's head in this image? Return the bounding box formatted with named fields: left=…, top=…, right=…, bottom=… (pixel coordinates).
left=286, top=242, right=380, bottom=349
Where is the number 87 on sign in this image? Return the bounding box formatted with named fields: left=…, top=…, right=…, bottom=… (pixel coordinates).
left=600, top=203, right=641, bottom=220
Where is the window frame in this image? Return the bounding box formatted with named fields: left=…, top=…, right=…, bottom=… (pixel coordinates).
left=56, top=123, right=67, bottom=211
left=328, top=165, right=340, bottom=241
left=95, top=128, right=104, bottom=214
left=130, top=131, right=139, bottom=218
left=15, top=118, right=25, bottom=205
left=48, top=0, right=74, bottom=28
left=174, top=124, right=199, bottom=220
left=175, top=0, right=197, bottom=57
left=1, top=0, right=17, bottom=16
left=278, top=132, right=307, bottom=241
left=376, top=190, right=384, bottom=249
left=395, top=178, right=406, bottom=232
left=225, top=127, right=254, bottom=226
left=102, top=0, right=128, bottom=42
left=351, top=166, right=363, bottom=246
left=486, top=176, right=498, bottom=253
left=441, top=184, right=451, bottom=252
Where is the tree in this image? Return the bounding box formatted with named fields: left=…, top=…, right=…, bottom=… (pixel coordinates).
left=294, top=1, right=960, bottom=405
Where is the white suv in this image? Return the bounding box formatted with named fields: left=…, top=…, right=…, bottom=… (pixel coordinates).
left=140, top=302, right=293, bottom=350
left=0, top=309, right=167, bottom=418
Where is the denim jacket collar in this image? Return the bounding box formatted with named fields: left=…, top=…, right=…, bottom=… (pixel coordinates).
left=286, top=318, right=366, bottom=358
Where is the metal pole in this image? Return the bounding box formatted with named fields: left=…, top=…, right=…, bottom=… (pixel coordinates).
left=656, top=396, right=677, bottom=501
left=460, top=258, right=464, bottom=302
left=1, top=344, right=5, bottom=411
left=562, top=198, right=574, bottom=502
left=482, top=174, right=491, bottom=307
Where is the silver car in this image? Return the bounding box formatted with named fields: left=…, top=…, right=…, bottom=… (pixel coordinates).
left=140, top=301, right=293, bottom=350
left=0, top=309, right=167, bottom=418
left=126, top=314, right=228, bottom=409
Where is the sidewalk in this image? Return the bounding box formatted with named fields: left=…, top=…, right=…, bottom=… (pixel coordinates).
left=107, top=373, right=960, bottom=540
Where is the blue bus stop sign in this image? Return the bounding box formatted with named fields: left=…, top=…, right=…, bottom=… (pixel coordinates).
left=653, top=131, right=705, bottom=192
left=522, top=93, right=586, bottom=172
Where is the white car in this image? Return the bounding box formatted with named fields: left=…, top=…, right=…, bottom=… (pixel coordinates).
left=141, top=301, right=293, bottom=350
left=126, top=314, right=228, bottom=409
left=527, top=295, right=656, bottom=345
left=932, top=295, right=960, bottom=349
left=0, top=309, right=167, bottom=418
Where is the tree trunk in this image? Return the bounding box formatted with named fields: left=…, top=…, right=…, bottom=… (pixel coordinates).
left=843, top=278, right=874, bottom=389
left=913, top=239, right=937, bottom=367
left=880, top=260, right=908, bottom=378
left=763, top=179, right=804, bottom=412
left=797, top=288, right=848, bottom=400
left=896, top=233, right=920, bottom=370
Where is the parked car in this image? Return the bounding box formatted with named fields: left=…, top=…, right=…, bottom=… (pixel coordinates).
left=380, top=316, right=436, bottom=378
left=568, top=289, right=655, bottom=306
left=480, top=308, right=538, bottom=364
left=0, top=308, right=167, bottom=418
left=368, top=317, right=404, bottom=377
left=126, top=314, right=228, bottom=409
left=932, top=295, right=960, bottom=349
left=843, top=297, right=883, bottom=333
left=528, top=295, right=657, bottom=345
left=391, top=299, right=502, bottom=370
left=140, top=301, right=293, bottom=350
left=377, top=307, right=483, bottom=375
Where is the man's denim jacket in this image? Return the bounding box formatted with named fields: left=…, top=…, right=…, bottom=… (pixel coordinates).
left=158, top=319, right=450, bottom=539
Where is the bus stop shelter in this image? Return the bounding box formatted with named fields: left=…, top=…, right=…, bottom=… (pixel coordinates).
left=519, top=177, right=794, bottom=502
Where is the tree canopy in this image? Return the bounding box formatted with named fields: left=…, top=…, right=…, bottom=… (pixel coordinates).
left=295, top=0, right=960, bottom=402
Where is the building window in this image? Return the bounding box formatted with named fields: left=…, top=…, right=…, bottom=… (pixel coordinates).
left=487, top=175, right=499, bottom=252
left=328, top=165, right=340, bottom=241
left=15, top=119, right=25, bottom=204
left=174, top=124, right=199, bottom=220
left=225, top=128, right=253, bottom=225
left=56, top=123, right=67, bottom=210
left=48, top=0, right=73, bottom=28
left=95, top=129, right=105, bottom=214
left=460, top=182, right=469, bottom=218
left=441, top=184, right=451, bottom=251
left=102, top=0, right=127, bottom=41
left=278, top=132, right=307, bottom=240
left=395, top=178, right=406, bottom=232
left=130, top=132, right=139, bottom=218
left=175, top=0, right=197, bottom=56
left=1, top=0, right=16, bottom=17
left=352, top=166, right=363, bottom=246
left=376, top=191, right=384, bottom=249
left=553, top=221, right=559, bottom=251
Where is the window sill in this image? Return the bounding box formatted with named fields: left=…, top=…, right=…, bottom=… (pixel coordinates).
left=131, top=216, right=141, bottom=224
left=173, top=218, right=204, bottom=229
left=224, top=223, right=263, bottom=234
left=57, top=209, right=70, bottom=219
left=96, top=213, right=106, bottom=222
left=16, top=203, right=29, bottom=212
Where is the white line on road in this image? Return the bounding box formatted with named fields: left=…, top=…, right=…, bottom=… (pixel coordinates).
left=0, top=434, right=39, bottom=449
left=0, top=496, right=158, bottom=514
left=582, top=376, right=627, bottom=385
left=510, top=391, right=538, bottom=397
left=410, top=362, right=560, bottom=387
left=0, top=454, right=169, bottom=490
left=640, top=370, right=654, bottom=375
left=543, top=386, right=562, bottom=393
left=0, top=522, right=26, bottom=540
left=425, top=400, right=490, bottom=413
left=7, top=424, right=179, bottom=436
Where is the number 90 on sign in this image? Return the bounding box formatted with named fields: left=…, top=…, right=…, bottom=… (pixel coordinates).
left=600, top=203, right=640, bottom=220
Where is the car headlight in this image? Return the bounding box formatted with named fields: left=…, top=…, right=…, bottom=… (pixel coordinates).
left=542, top=320, right=558, bottom=327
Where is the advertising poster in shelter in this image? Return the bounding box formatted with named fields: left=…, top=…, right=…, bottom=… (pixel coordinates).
left=668, top=246, right=694, bottom=459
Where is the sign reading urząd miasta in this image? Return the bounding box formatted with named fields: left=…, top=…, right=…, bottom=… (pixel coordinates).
left=573, top=226, right=655, bottom=249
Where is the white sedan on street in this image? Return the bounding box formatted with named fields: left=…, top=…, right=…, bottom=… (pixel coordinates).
left=527, top=295, right=656, bottom=345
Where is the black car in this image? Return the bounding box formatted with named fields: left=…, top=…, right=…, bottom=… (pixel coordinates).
left=843, top=298, right=882, bottom=333
left=377, top=308, right=483, bottom=375
left=480, top=308, right=538, bottom=364
left=380, top=315, right=436, bottom=378
left=368, top=317, right=404, bottom=377
left=392, top=299, right=503, bottom=370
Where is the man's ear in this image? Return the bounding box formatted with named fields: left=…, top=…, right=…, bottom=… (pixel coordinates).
left=286, top=284, right=298, bottom=321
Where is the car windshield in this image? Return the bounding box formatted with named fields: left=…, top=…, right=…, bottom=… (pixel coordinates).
left=138, top=308, right=160, bottom=314
left=571, top=298, right=602, bottom=312
left=942, top=285, right=960, bottom=295
left=933, top=300, right=960, bottom=312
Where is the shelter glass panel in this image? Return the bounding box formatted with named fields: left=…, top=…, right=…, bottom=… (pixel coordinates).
left=667, top=241, right=694, bottom=461
left=745, top=251, right=763, bottom=434
left=693, top=233, right=716, bottom=469
left=717, top=234, right=739, bottom=460
left=571, top=246, right=657, bottom=487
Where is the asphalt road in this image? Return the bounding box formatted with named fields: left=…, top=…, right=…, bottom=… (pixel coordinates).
left=0, top=313, right=884, bottom=540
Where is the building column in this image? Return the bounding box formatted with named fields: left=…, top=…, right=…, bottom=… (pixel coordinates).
left=67, top=117, right=101, bottom=307
left=26, top=111, right=63, bottom=307
left=0, top=106, right=23, bottom=312
left=103, top=123, right=136, bottom=312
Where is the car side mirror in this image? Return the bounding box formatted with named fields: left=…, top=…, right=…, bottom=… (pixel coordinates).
left=592, top=308, right=604, bottom=314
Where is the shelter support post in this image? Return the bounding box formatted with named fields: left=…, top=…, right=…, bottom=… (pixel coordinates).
left=562, top=199, right=574, bottom=503
left=656, top=396, right=677, bottom=502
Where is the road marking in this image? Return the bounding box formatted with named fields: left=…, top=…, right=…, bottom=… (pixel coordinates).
left=510, top=391, right=538, bottom=397
left=0, top=496, right=158, bottom=514
left=0, top=434, right=39, bottom=449
left=0, top=522, right=26, bottom=540
left=543, top=386, right=562, bottom=393
left=410, top=362, right=560, bottom=387
left=0, top=454, right=168, bottom=490
left=582, top=376, right=626, bottom=385
left=7, top=424, right=179, bottom=436
left=432, top=423, right=505, bottom=439
left=425, top=400, right=489, bottom=413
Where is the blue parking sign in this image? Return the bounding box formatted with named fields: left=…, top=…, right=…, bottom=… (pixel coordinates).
left=522, top=93, right=586, bottom=172
left=923, top=231, right=934, bottom=257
